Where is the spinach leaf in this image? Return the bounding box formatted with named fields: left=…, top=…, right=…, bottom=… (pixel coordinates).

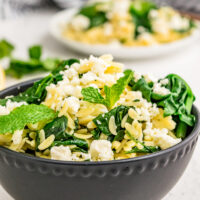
left=129, top=73, right=195, bottom=138
left=129, top=77, right=152, bottom=102
left=82, top=70, right=133, bottom=109
left=0, top=39, right=14, bottom=59
left=125, top=145, right=160, bottom=154
left=79, top=3, right=108, bottom=28
left=174, top=19, right=196, bottom=33
left=43, top=116, right=68, bottom=140
left=129, top=0, right=157, bottom=38
left=163, top=74, right=195, bottom=138
left=52, top=135, right=88, bottom=151
left=28, top=45, right=42, bottom=60
left=114, top=130, right=125, bottom=141
left=71, top=147, right=88, bottom=154
left=93, top=105, right=129, bottom=136
left=91, top=128, right=101, bottom=140
left=125, top=131, right=160, bottom=153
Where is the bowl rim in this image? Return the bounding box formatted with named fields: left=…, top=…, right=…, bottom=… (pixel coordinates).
left=0, top=79, right=199, bottom=166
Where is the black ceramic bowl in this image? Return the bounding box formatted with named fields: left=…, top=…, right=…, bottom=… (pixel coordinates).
left=0, top=79, right=199, bottom=200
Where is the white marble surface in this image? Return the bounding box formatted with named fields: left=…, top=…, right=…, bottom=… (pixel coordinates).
left=0, top=11, right=200, bottom=200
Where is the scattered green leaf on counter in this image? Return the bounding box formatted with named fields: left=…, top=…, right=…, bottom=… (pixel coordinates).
left=28, top=45, right=42, bottom=60
left=0, top=104, right=57, bottom=134
left=0, top=39, right=14, bottom=59
left=0, top=59, right=80, bottom=106
left=6, top=59, right=43, bottom=78
left=42, top=58, right=61, bottom=71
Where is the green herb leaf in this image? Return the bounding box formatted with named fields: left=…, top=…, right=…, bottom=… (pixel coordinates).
left=104, top=70, right=133, bottom=109
left=28, top=45, right=42, bottom=60
left=82, top=87, right=106, bottom=105
left=0, top=104, right=57, bottom=134
left=82, top=70, right=133, bottom=109
left=0, top=39, right=14, bottom=59
left=43, top=116, right=68, bottom=140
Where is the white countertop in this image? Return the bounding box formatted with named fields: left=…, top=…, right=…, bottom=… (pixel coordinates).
left=0, top=11, right=200, bottom=200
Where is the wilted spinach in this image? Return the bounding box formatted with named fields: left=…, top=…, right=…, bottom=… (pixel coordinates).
left=126, top=146, right=160, bottom=154
left=93, top=105, right=129, bottom=137
left=43, top=116, right=68, bottom=140
left=52, top=135, right=88, bottom=151
left=129, top=73, right=195, bottom=138
left=129, top=0, right=157, bottom=38
left=78, top=3, right=108, bottom=28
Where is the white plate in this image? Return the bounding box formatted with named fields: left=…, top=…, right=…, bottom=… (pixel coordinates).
left=49, top=9, right=200, bottom=59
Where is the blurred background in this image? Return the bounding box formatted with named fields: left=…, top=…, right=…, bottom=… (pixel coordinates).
left=0, top=0, right=200, bottom=19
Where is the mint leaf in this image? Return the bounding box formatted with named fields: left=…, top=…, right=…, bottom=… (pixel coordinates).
left=28, top=45, right=42, bottom=60
left=81, top=87, right=106, bottom=105
left=104, top=70, right=133, bottom=109
left=81, top=70, right=133, bottom=109
left=0, top=39, right=14, bottom=59
left=0, top=104, right=57, bottom=134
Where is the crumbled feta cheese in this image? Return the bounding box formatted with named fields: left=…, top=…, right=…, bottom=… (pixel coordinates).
left=152, top=18, right=169, bottom=35
left=160, top=78, right=169, bottom=85
left=104, top=23, right=113, bottom=36
left=65, top=96, right=80, bottom=114
left=134, top=71, right=142, bottom=82
left=144, top=73, right=158, bottom=83
left=81, top=72, right=99, bottom=84
left=149, top=9, right=159, bottom=19
left=51, top=146, right=72, bottom=161
left=153, top=133, right=182, bottom=149
left=64, top=67, right=78, bottom=80
left=138, top=33, right=157, bottom=45
left=90, top=140, right=114, bottom=161
left=0, top=100, right=27, bottom=115
left=170, top=15, right=189, bottom=30
left=110, top=0, right=130, bottom=17
left=71, top=15, right=90, bottom=31
left=153, top=83, right=170, bottom=96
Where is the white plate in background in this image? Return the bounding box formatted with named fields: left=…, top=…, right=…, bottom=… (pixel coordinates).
left=49, top=9, right=200, bottom=59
